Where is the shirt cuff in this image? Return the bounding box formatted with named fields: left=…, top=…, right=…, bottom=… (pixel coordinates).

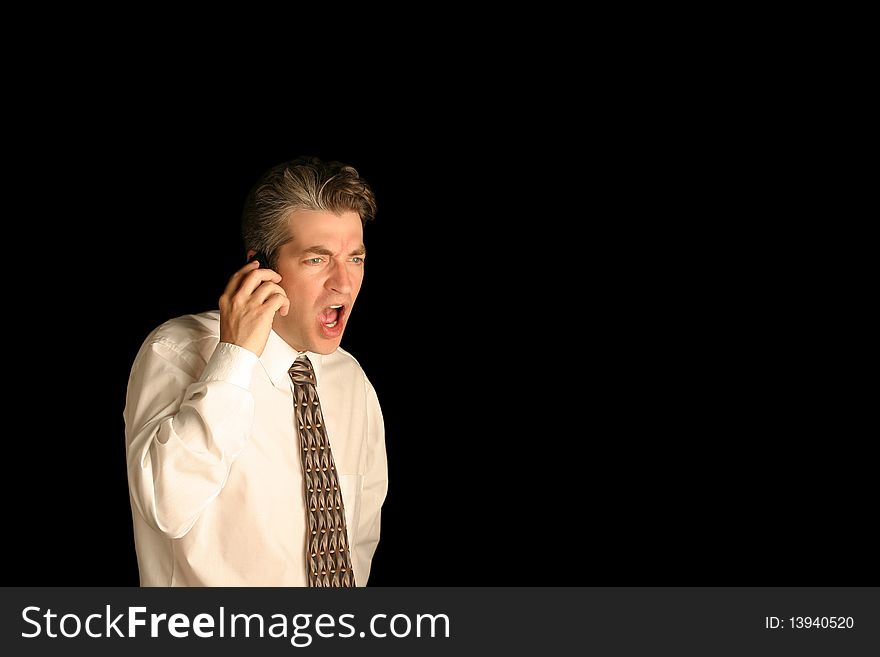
left=201, top=342, right=260, bottom=390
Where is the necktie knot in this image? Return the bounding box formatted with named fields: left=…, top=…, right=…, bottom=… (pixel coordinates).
left=288, top=355, right=316, bottom=386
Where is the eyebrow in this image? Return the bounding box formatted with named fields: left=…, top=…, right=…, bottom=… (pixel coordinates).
left=303, top=245, right=366, bottom=257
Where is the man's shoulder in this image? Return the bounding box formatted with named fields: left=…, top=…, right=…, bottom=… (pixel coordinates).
left=327, top=348, right=381, bottom=403
left=325, top=347, right=367, bottom=380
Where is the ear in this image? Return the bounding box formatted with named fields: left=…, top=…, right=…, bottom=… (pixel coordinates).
left=246, top=249, right=257, bottom=261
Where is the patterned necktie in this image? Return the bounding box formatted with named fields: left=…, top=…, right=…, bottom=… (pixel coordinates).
left=288, top=355, right=355, bottom=587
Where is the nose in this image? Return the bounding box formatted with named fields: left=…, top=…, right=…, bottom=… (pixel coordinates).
left=326, top=259, right=352, bottom=296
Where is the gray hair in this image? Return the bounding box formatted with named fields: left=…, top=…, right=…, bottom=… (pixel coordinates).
left=241, top=156, right=377, bottom=268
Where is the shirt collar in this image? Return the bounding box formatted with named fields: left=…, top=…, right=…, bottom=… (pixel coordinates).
left=260, top=330, right=324, bottom=389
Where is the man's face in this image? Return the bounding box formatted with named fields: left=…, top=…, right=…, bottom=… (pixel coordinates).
left=270, top=209, right=366, bottom=354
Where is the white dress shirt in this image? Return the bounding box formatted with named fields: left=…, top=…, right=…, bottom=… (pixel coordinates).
left=124, top=311, right=387, bottom=586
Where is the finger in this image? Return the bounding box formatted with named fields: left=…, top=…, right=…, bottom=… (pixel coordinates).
left=266, top=292, right=291, bottom=317
left=222, top=260, right=261, bottom=298
left=252, top=281, right=288, bottom=306
left=237, top=268, right=283, bottom=297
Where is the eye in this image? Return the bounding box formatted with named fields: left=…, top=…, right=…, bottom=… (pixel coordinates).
left=351, top=256, right=365, bottom=264
left=305, top=257, right=324, bottom=265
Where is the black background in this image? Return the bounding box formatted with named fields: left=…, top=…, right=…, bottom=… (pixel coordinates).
left=7, top=124, right=566, bottom=585
left=4, top=102, right=874, bottom=586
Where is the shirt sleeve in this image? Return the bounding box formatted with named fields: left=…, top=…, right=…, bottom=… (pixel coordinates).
left=124, top=338, right=259, bottom=539
left=353, top=376, right=388, bottom=585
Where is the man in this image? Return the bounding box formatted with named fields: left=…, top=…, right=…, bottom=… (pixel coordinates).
left=124, top=156, right=387, bottom=586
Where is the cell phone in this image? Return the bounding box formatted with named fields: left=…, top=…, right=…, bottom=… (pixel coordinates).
left=249, top=250, right=271, bottom=269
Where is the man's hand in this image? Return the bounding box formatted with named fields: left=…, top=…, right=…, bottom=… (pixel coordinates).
left=219, top=260, right=290, bottom=356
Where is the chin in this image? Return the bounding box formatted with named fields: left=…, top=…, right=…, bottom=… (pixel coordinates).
left=310, top=337, right=343, bottom=355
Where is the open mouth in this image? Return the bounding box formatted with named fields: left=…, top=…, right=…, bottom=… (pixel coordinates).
left=319, top=304, right=345, bottom=329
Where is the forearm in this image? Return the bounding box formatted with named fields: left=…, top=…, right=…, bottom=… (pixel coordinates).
left=125, top=340, right=257, bottom=538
